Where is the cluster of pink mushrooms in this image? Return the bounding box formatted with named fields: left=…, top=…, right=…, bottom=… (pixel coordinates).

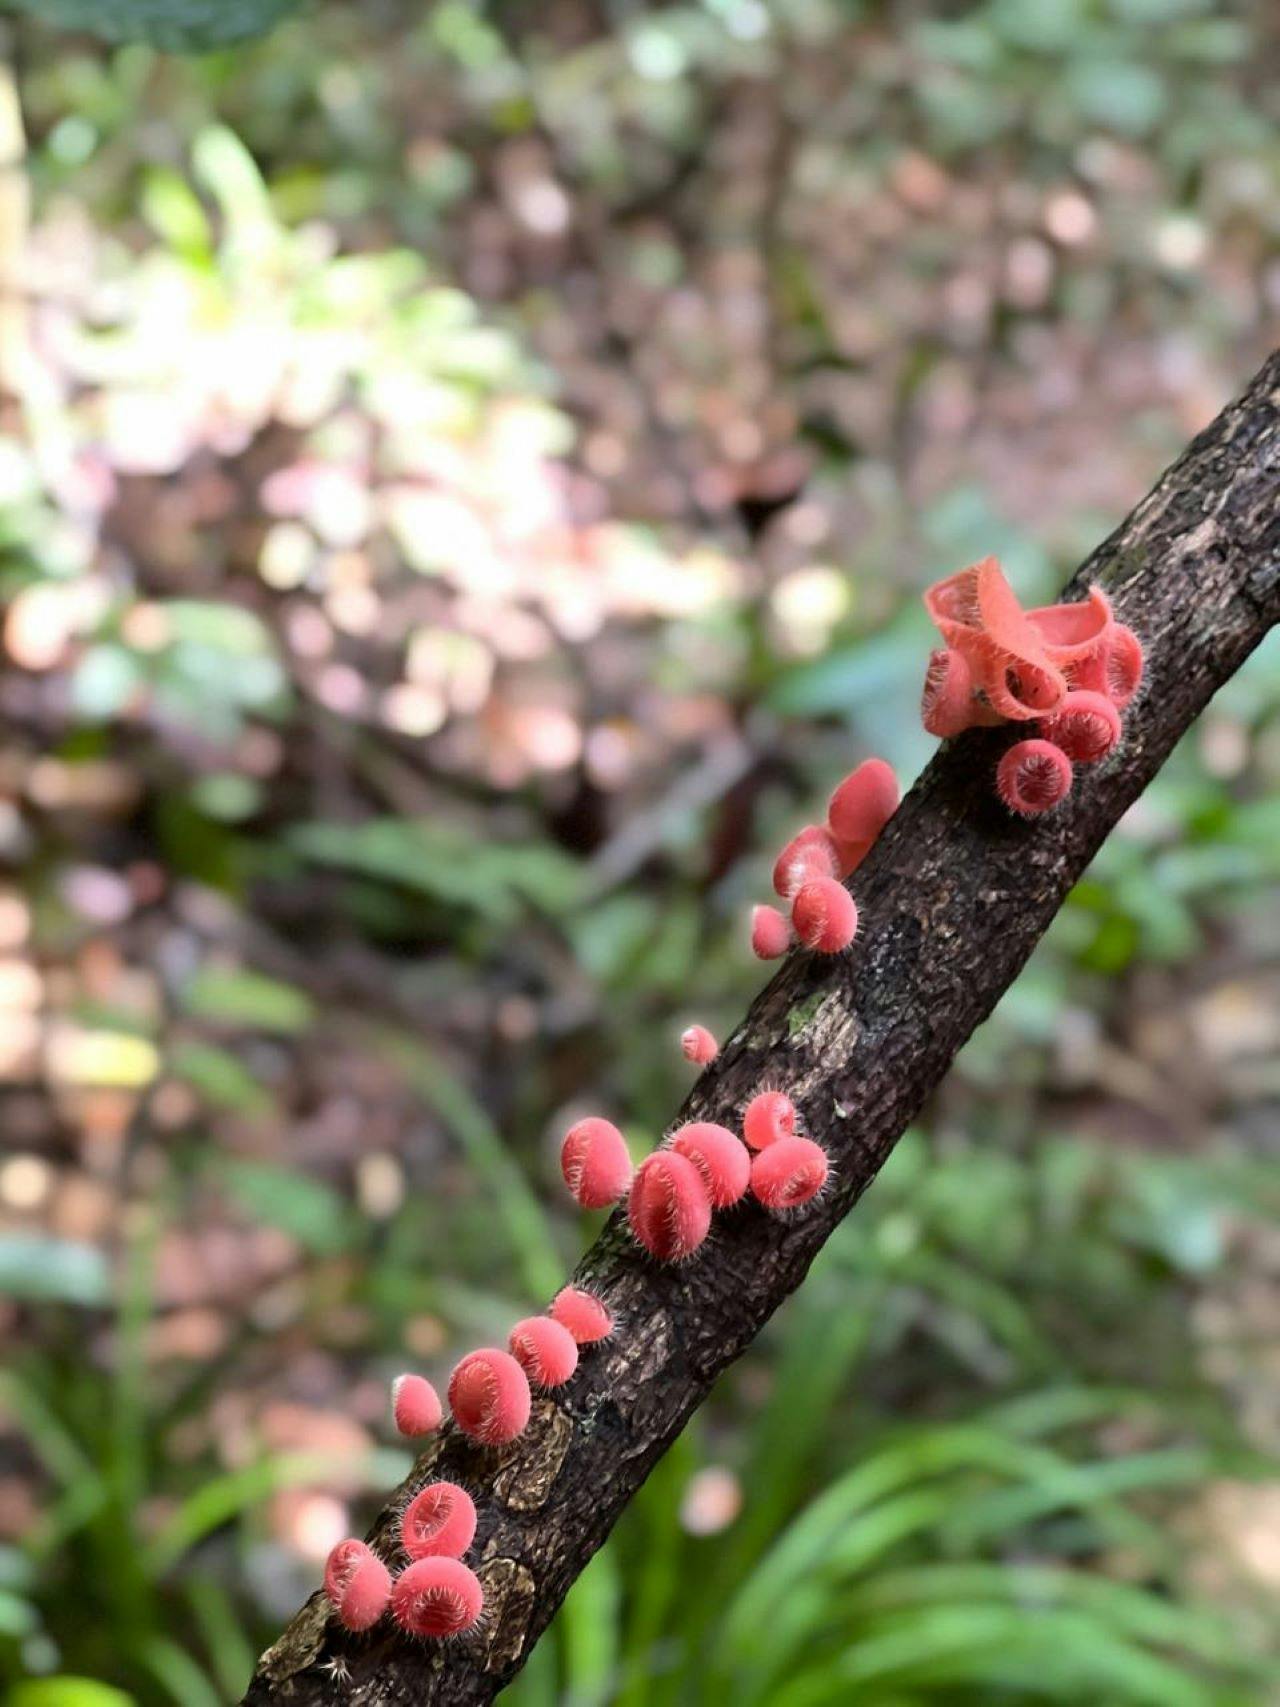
left=565, top=1062, right=829, bottom=1266
left=322, top=1283, right=613, bottom=1638
left=750, top=758, right=900, bottom=961
left=321, top=1060, right=828, bottom=1642
left=319, top=1033, right=837, bottom=1643
left=920, top=556, right=1143, bottom=814
left=320, top=558, right=1143, bottom=1647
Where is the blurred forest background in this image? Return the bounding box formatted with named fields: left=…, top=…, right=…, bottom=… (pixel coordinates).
left=1, top=2, right=1280, bottom=1703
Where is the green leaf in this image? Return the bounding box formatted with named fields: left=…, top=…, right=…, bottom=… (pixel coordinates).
left=0, top=1544, right=34, bottom=1591
left=289, top=819, right=583, bottom=921
left=70, top=645, right=141, bottom=721
left=10, top=0, right=305, bottom=51
left=0, top=1585, right=38, bottom=1637
left=8, top=1682, right=137, bottom=1707
left=0, top=1371, right=98, bottom=1489
left=0, top=1234, right=109, bottom=1305
left=218, top=1159, right=354, bottom=1255
left=727, top=1280, right=882, bottom=1573
left=376, top=1028, right=563, bottom=1301
left=181, top=966, right=314, bottom=1033
left=158, top=600, right=276, bottom=657
left=1065, top=60, right=1168, bottom=136
left=182, top=1574, right=256, bottom=1703
left=144, top=1447, right=407, bottom=1575
left=140, top=167, right=212, bottom=257
left=560, top=1544, right=623, bottom=1704
left=187, top=773, right=262, bottom=822
left=856, top=1561, right=1238, bottom=1667
left=190, top=126, right=273, bottom=225
left=987, top=0, right=1088, bottom=52
left=815, top=1604, right=1212, bottom=1703
left=168, top=1041, right=270, bottom=1113
left=766, top=622, right=922, bottom=718
left=138, top=1638, right=222, bottom=1707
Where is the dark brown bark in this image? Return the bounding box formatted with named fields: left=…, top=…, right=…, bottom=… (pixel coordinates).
left=243, top=350, right=1280, bottom=1705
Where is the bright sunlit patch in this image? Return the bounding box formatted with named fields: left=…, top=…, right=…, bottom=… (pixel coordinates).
left=1043, top=189, right=1096, bottom=246
left=771, top=566, right=850, bottom=655
left=259, top=521, right=316, bottom=589
left=356, top=1152, right=405, bottom=1219
left=4, top=583, right=78, bottom=671
left=0, top=1013, right=40, bottom=1079
left=0, top=957, right=42, bottom=1010
left=291, top=1492, right=350, bottom=1562
left=406, top=629, right=493, bottom=713
left=44, top=1024, right=159, bottom=1089
left=0, top=1154, right=53, bottom=1212
left=510, top=178, right=571, bottom=237
left=381, top=683, right=447, bottom=737
left=0, top=893, right=30, bottom=951
left=119, top=602, right=172, bottom=653
left=516, top=705, right=582, bottom=772
left=1154, top=215, right=1207, bottom=272
left=680, top=1467, right=742, bottom=1536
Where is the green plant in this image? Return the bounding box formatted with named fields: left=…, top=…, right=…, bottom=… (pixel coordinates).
left=2, top=0, right=304, bottom=51
left=505, top=1130, right=1279, bottom=1705
left=5, top=0, right=1280, bottom=1698
left=0, top=1225, right=404, bottom=1701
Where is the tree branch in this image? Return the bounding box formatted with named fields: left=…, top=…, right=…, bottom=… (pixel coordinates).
left=243, top=349, right=1280, bottom=1705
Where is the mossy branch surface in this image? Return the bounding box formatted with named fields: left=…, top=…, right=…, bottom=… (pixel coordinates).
left=242, top=349, right=1280, bottom=1706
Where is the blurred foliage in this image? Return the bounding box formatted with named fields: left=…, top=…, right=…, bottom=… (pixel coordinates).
left=1, top=0, right=1279, bottom=1702
left=547, top=1132, right=1280, bottom=1707
left=0, top=1, right=304, bottom=51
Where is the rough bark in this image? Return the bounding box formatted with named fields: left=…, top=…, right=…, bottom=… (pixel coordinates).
left=243, top=349, right=1280, bottom=1705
